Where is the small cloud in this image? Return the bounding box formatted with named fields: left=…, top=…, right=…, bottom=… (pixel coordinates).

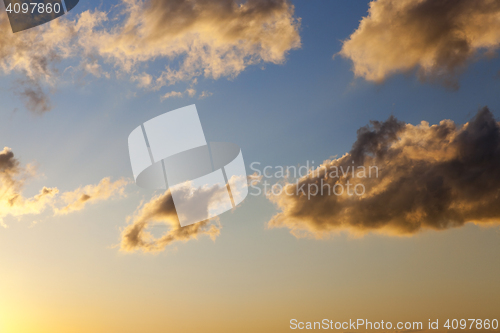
left=54, top=177, right=129, bottom=215
left=82, top=61, right=110, bottom=79
left=14, top=80, right=52, bottom=114
left=0, top=147, right=129, bottom=226
left=160, top=90, right=184, bottom=101
left=0, top=147, right=58, bottom=225
left=198, top=91, right=213, bottom=99
left=120, top=188, right=225, bottom=253
left=160, top=88, right=197, bottom=101
left=131, top=72, right=153, bottom=88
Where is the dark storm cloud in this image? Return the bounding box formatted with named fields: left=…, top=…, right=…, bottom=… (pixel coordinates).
left=268, top=107, right=500, bottom=238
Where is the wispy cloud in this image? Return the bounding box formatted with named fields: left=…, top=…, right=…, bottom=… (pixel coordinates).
left=339, top=0, right=500, bottom=88
left=0, top=147, right=128, bottom=227
left=268, top=107, right=500, bottom=238
left=0, top=0, right=301, bottom=112
left=120, top=185, right=227, bottom=253
left=80, top=0, right=301, bottom=88
left=14, top=79, right=52, bottom=114
left=54, top=177, right=129, bottom=215
left=0, top=14, right=76, bottom=113
left=1, top=186, right=60, bottom=228
left=160, top=88, right=196, bottom=101
left=0, top=147, right=56, bottom=226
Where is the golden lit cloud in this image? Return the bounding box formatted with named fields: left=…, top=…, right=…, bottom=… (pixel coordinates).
left=0, top=147, right=57, bottom=226
left=0, top=0, right=300, bottom=111
left=267, top=107, right=500, bottom=238
left=121, top=187, right=224, bottom=253
left=55, top=177, right=129, bottom=215
left=79, top=0, right=301, bottom=89
left=339, top=0, right=500, bottom=87
left=160, top=88, right=196, bottom=101
left=0, top=14, right=76, bottom=113
left=0, top=147, right=128, bottom=226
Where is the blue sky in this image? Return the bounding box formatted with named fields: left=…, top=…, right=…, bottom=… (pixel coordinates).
left=1, top=0, right=500, bottom=247
left=1, top=0, right=500, bottom=332
left=3, top=0, right=500, bottom=173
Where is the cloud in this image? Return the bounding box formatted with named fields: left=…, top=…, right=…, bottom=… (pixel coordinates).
left=55, top=177, right=129, bottom=215
left=120, top=185, right=227, bottom=253
left=160, top=88, right=197, bottom=100
left=0, top=147, right=58, bottom=226
left=339, top=0, right=500, bottom=88
left=80, top=0, right=301, bottom=88
left=0, top=147, right=20, bottom=182
left=160, top=91, right=183, bottom=100
left=0, top=15, right=73, bottom=79
left=198, top=90, right=212, bottom=99
left=0, top=0, right=300, bottom=112
left=0, top=147, right=128, bottom=226
left=15, top=79, right=52, bottom=114
left=267, top=107, right=500, bottom=238
left=0, top=13, right=76, bottom=113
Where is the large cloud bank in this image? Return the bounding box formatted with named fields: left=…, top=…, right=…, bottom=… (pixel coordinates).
left=268, top=107, right=500, bottom=238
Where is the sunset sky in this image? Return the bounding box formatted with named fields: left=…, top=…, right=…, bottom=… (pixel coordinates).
left=1, top=0, right=500, bottom=332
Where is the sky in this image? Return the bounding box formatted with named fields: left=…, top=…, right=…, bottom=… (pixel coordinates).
left=1, top=0, right=500, bottom=332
